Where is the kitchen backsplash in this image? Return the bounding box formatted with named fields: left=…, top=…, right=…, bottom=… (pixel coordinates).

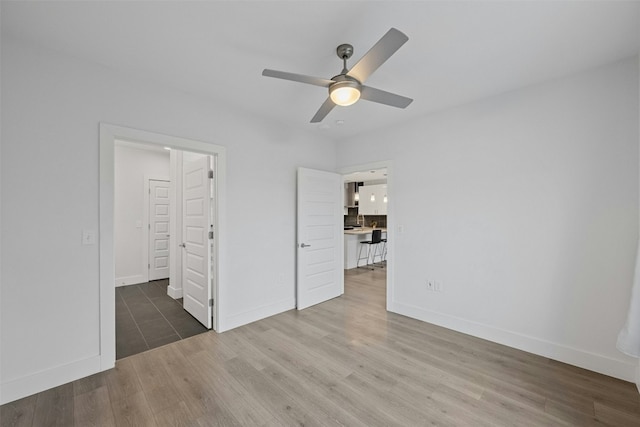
left=344, top=207, right=387, bottom=228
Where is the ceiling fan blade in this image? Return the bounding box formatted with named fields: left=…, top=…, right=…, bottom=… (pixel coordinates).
left=262, top=69, right=333, bottom=88
left=310, top=98, right=336, bottom=123
left=360, top=86, right=413, bottom=108
left=347, top=28, right=408, bottom=84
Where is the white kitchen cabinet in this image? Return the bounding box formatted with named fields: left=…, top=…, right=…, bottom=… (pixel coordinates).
left=376, top=185, right=388, bottom=215
left=357, top=186, right=374, bottom=215
left=358, top=184, right=388, bottom=215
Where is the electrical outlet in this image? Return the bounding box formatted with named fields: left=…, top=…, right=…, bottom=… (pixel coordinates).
left=426, top=280, right=435, bottom=291
left=434, top=280, right=443, bottom=292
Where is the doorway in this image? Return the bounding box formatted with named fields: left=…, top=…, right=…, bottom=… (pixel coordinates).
left=99, top=124, right=227, bottom=369
left=294, top=163, right=393, bottom=312
left=113, top=140, right=217, bottom=358
left=341, top=162, right=392, bottom=309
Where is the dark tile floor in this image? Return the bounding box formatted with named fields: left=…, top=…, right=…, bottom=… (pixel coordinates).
left=116, top=279, right=208, bottom=359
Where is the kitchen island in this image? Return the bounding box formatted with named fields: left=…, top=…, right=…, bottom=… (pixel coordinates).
left=344, top=227, right=387, bottom=269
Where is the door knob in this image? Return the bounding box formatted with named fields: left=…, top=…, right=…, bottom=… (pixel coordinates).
left=300, top=243, right=311, bottom=248
left=179, top=243, right=186, bottom=248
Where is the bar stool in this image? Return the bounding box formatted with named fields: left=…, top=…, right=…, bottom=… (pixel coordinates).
left=370, top=231, right=387, bottom=268
left=357, top=229, right=382, bottom=269
left=378, top=236, right=387, bottom=267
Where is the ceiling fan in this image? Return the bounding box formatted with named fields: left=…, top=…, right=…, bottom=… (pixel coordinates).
left=262, top=28, right=413, bottom=123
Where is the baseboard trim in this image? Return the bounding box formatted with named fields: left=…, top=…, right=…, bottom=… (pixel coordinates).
left=167, top=285, right=182, bottom=299
left=115, top=274, right=145, bottom=287
left=1, top=356, right=102, bottom=405
left=222, top=297, right=295, bottom=332
left=389, top=301, right=637, bottom=382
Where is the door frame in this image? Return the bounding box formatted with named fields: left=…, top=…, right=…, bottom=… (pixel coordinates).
left=99, top=123, right=227, bottom=370
left=338, top=160, right=393, bottom=311
left=144, top=176, right=170, bottom=283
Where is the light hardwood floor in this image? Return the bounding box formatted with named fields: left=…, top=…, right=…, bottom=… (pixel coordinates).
left=2, top=267, right=640, bottom=426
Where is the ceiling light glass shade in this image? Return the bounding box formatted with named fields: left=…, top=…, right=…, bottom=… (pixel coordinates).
left=329, top=81, right=361, bottom=106
left=370, top=193, right=375, bottom=202
left=331, top=87, right=360, bottom=106
left=383, top=194, right=388, bottom=203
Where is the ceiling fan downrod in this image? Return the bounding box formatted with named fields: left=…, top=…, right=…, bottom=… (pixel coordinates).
left=336, top=44, right=354, bottom=75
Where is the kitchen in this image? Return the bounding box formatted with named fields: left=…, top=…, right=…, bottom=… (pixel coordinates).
left=343, top=169, right=388, bottom=270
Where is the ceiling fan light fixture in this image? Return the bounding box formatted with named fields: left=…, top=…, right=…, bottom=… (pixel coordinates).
left=329, top=80, right=361, bottom=106
left=262, top=28, right=412, bottom=122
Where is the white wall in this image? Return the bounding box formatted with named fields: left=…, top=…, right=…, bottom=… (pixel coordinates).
left=114, top=144, right=170, bottom=286
left=338, top=57, right=640, bottom=381
left=0, top=38, right=337, bottom=403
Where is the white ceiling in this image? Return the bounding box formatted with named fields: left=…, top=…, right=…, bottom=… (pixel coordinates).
left=3, top=1, right=639, bottom=140
left=344, top=169, right=387, bottom=184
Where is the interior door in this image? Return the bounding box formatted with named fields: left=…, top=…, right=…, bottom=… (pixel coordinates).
left=149, top=179, right=170, bottom=281
left=182, top=156, right=213, bottom=328
left=297, top=167, right=343, bottom=310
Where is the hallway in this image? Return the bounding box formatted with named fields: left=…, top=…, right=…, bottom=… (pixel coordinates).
left=116, top=280, right=207, bottom=359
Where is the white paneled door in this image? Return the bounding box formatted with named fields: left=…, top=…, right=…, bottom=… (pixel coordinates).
left=149, top=180, right=170, bottom=281
left=182, top=156, right=213, bottom=329
left=297, top=167, right=343, bottom=310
